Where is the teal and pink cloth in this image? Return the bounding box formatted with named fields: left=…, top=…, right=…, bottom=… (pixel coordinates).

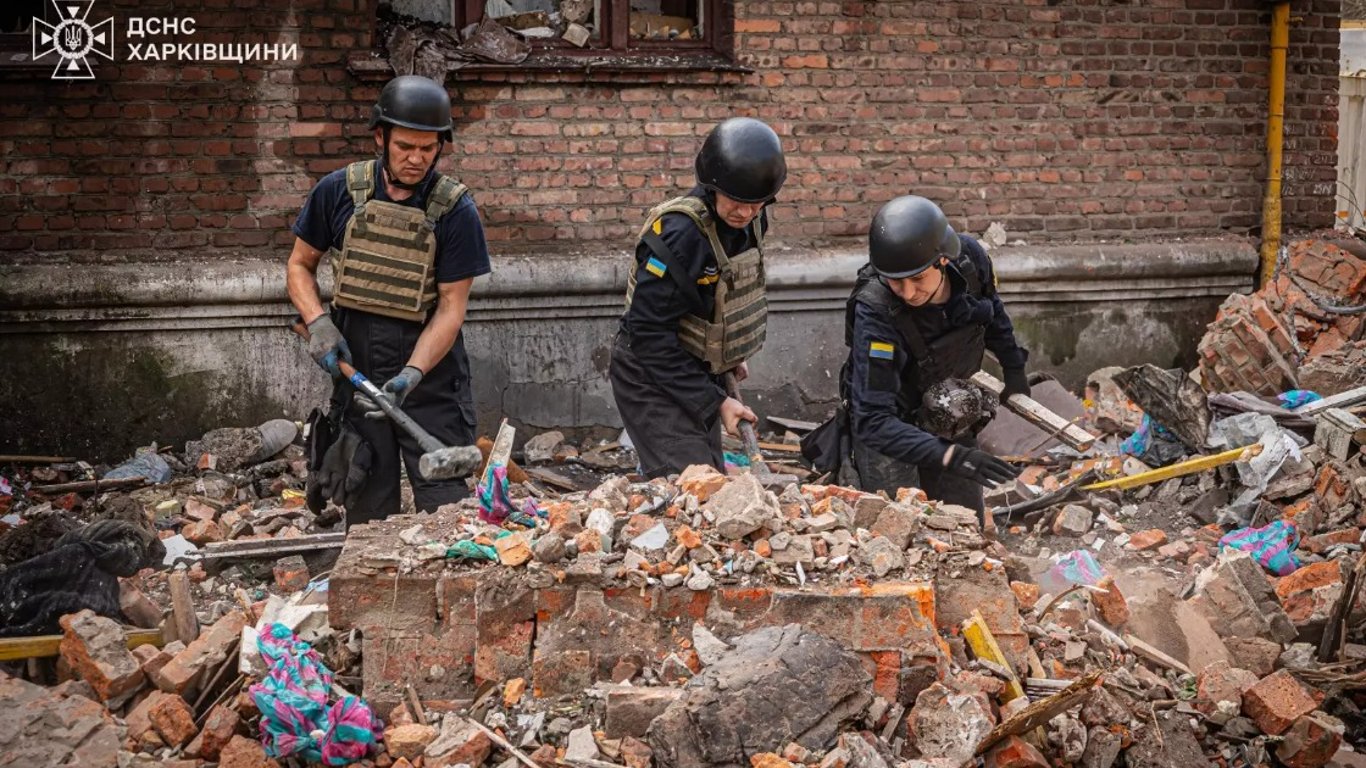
left=249, top=622, right=382, bottom=765
left=1218, top=519, right=1302, bottom=576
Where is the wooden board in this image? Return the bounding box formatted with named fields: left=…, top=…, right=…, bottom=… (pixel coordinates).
left=1294, top=385, right=1366, bottom=416
left=0, top=628, right=163, bottom=662
left=971, top=371, right=1100, bottom=452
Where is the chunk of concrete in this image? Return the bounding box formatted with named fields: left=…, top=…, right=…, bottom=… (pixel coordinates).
left=704, top=474, right=780, bottom=539
left=647, top=625, right=872, bottom=765
left=1190, top=549, right=1297, bottom=644
left=58, top=609, right=145, bottom=703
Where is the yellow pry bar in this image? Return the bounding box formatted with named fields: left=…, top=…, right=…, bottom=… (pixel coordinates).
left=962, top=609, right=1025, bottom=703
left=1081, top=443, right=1263, bottom=492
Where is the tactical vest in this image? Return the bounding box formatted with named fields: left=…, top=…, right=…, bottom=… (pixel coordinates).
left=330, top=160, right=469, bottom=323
left=843, top=247, right=988, bottom=413
left=624, top=196, right=768, bottom=374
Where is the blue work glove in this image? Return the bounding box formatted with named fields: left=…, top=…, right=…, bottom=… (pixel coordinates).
left=354, top=365, right=424, bottom=419
left=306, top=315, right=351, bottom=378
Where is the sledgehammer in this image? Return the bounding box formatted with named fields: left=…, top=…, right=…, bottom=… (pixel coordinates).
left=290, top=317, right=483, bottom=481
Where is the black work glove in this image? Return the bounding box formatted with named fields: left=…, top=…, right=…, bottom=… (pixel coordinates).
left=1002, top=368, right=1030, bottom=400
left=306, top=315, right=351, bottom=378
left=312, top=424, right=372, bottom=508
left=353, top=365, right=424, bottom=419
left=944, top=446, right=1021, bottom=488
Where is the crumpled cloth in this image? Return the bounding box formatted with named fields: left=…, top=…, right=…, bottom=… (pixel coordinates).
left=1219, top=520, right=1302, bottom=576
left=250, top=623, right=382, bottom=766
left=477, top=463, right=543, bottom=527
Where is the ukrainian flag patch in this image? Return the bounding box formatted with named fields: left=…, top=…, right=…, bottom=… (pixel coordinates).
left=645, top=256, right=667, bottom=278
left=869, top=341, right=895, bottom=360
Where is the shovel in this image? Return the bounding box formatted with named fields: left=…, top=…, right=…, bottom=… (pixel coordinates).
left=723, top=371, right=798, bottom=488
left=291, top=316, right=483, bottom=481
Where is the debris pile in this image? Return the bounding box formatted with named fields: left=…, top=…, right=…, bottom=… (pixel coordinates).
left=1, top=235, right=1364, bottom=767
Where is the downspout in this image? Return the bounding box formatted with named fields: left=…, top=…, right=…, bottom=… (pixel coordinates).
left=1259, top=2, right=1291, bottom=286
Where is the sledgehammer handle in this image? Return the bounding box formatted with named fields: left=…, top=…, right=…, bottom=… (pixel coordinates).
left=723, top=371, right=768, bottom=471
left=290, top=317, right=444, bottom=454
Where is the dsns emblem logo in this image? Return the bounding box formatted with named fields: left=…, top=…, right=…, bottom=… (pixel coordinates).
left=32, top=0, right=115, bottom=80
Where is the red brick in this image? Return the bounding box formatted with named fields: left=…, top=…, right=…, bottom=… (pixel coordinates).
left=1195, top=661, right=1258, bottom=719
left=58, top=609, right=145, bottom=703
left=219, top=734, right=281, bottom=768
left=1091, top=576, right=1130, bottom=627
left=1275, top=560, right=1344, bottom=600
left=1126, top=529, right=1168, bottom=551
left=148, top=692, right=197, bottom=747
left=152, top=611, right=247, bottom=697
left=984, top=735, right=1049, bottom=768
left=1242, top=670, right=1319, bottom=736
left=1275, top=712, right=1343, bottom=768
left=194, top=703, right=242, bottom=760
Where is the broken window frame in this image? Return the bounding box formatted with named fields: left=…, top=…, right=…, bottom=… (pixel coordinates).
left=0, top=1, right=64, bottom=72
left=370, top=0, right=740, bottom=72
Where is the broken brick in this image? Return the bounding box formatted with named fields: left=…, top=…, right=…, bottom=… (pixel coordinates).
left=384, top=723, right=438, bottom=761
left=182, top=519, right=224, bottom=545
left=1126, top=529, right=1168, bottom=551
left=495, top=532, right=533, bottom=566
left=1304, top=528, right=1360, bottom=554
left=1091, top=576, right=1130, bottom=627
left=1009, top=581, right=1039, bottom=610
left=675, top=525, right=702, bottom=549
left=58, top=609, right=145, bottom=703
left=1275, top=560, right=1345, bottom=600
left=750, top=754, right=795, bottom=768
left=194, top=703, right=242, bottom=760
left=984, top=735, right=1049, bottom=768
left=1242, top=670, right=1319, bottom=735
left=152, top=611, right=247, bottom=697
left=606, top=687, right=684, bottom=738
left=272, top=554, right=310, bottom=593
left=677, top=464, right=728, bottom=502
left=1195, top=661, right=1258, bottom=720
left=148, top=691, right=197, bottom=747
left=1276, top=712, right=1344, bottom=768
left=219, top=734, right=280, bottom=768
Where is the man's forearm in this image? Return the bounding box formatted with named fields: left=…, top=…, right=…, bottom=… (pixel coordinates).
left=408, top=303, right=465, bottom=373
left=287, top=262, right=327, bottom=324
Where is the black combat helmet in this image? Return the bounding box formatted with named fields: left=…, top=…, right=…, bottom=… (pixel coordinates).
left=369, top=75, right=453, bottom=142
left=694, top=118, right=787, bottom=204
left=868, top=195, right=958, bottom=279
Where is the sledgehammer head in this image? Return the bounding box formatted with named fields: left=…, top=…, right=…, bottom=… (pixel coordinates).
left=418, top=444, right=485, bottom=481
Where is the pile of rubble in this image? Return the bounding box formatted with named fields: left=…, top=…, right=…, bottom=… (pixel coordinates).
left=1, top=234, right=1364, bottom=768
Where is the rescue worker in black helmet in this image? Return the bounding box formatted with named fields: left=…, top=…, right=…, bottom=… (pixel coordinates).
left=838, top=195, right=1030, bottom=515
left=286, top=75, right=491, bottom=527
left=610, top=117, right=787, bottom=478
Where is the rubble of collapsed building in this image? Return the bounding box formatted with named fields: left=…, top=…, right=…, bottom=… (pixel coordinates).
left=0, top=234, right=1364, bottom=768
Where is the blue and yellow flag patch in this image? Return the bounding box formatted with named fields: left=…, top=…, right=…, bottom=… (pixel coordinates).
left=869, top=341, right=895, bottom=360
left=645, top=256, right=668, bottom=278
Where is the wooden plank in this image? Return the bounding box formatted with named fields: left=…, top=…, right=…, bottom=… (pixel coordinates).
left=766, top=416, right=821, bottom=432
left=169, top=571, right=200, bottom=645
left=1082, top=444, right=1260, bottom=492
left=971, top=371, right=1100, bottom=452
left=0, top=455, right=76, bottom=464
left=975, top=672, right=1102, bottom=755
left=479, top=419, right=516, bottom=480
left=756, top=441, right=803, bottom=453
left=202, top=532, right=345, bottom=559
left=962, top=609, right=1025, bottom=703
left=523, top=466, right=579, bottom=492
left=0, top=628, right=163, bottom=662
left=1123, top=634, right=1192, bottom=676
left=31, top=477, right=148, bottom=494
left=1295, top=385, right=1366, bottom=416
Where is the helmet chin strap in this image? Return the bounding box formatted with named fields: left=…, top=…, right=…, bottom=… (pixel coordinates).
left=379, top=126, right=445, bottom=192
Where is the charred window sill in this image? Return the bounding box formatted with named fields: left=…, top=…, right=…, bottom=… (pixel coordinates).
left=347, top=49, right=750, bottom=84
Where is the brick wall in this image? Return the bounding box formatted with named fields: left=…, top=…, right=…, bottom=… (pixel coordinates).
left=0, top=0, right=1341, bottom=263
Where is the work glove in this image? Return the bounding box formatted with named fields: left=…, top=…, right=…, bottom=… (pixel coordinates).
left=944, top=447, right=1021, bottom=488
left=312, top=424, right=372, bottom=508
left=306, top=315, right=351, bottom=378
left=1002, top=368, right=1030, bottom=400
left=354, top=365, right=424, bottom=420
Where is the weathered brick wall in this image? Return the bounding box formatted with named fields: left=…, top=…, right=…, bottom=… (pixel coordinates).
left=0, top=0, right=1341, bottom=263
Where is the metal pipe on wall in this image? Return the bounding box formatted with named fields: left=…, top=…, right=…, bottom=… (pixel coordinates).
left=1259, top=1, right=1291, bottom=287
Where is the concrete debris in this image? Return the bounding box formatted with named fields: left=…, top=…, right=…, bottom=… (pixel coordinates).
left=647, top=624, right=872, bottom=766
